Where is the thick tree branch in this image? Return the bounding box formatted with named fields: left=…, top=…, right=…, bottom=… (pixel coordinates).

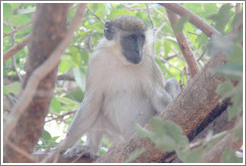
left=166, top=9, right=199, bottom=77
left=159, top=3, right=220, bottom=37
left=3, top=34, right=31, bottom=62
left=3, top=4, right=87, bottom=163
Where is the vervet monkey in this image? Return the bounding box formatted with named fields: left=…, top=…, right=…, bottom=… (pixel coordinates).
left=58, top=15, right=181, bottom=158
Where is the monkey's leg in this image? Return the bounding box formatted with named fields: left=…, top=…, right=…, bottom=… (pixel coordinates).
left=165, top=78, right=181, bottom=99
left=85, top=131, right=103, bottom=153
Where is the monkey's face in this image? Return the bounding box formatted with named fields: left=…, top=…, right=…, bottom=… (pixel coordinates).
left=104, top=15, right=147, bottom=65
left=120, top=32, right=146, bottom=64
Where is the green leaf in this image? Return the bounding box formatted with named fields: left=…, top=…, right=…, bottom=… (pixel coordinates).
left=164, top=39, right=171, bottom=57
left=202, top=3, right=218, bottom=18
left=17, top=7, right=36, bottom=15
left=57, top=96, right=79, bottom=106
left=136, top=117, right=188, bottom=153
left=174, top=15, right=190, bottom=33
left=196, top=33, right=208, bottom=49
left=213, top=64, right=243, bottom=78
left=216, top=82, right=233, bottom=96
left=99, top=148, right=107, bottom=155
left=234, top=127, right=243, bottom=140
left=59, top=59, right=71, bottom=73
left=50, top=96, right=61, bottom=113
left=3, top=3, right=13, bottom=20
left=3, top=24, right=12, bottom=33
left=227, top=44, right=243, bottom=65
left=176, top=147, right=204, bottom=163
left=8, top=15, right=30, bottom=27
left=227, top=106, right=238, bottom=121
left=5, top=82, right=21, bottom=95
left=3, top=86, right=8, bottom=95
left=124, top=148, right=146, bottom=163
left=215, top=4, right=233, bottom=33
left=221, top=149, right=243, bottom=163
left=207, top=34, right=233, bottom=56
left=66, top=89, right=84, bottom=102
left=135, top=123, right=152, bottom=138
left=150, top=118, right=189, bottom=151
left=231, top=11, right=243, bottom=29
left=73, top=67, right=86, bottom=92
left=57, top=96, right=80, bottom=112
left=42, top=129, right=51, bottom=140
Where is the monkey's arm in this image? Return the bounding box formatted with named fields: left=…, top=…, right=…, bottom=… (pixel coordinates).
left=149, top=57, right=180, bottom=112
left=58, top=90, right=103, bottom=152
left=57, top=58, right=104, bottom=154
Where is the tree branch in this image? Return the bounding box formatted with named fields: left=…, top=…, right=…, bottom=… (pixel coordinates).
left=166, top=9, right=199, bottom=78
left=159, top=3, right=220, bottom=37
left=3, top=33, right=31, bottom=62
left=3, top=22, right=32, bottom=38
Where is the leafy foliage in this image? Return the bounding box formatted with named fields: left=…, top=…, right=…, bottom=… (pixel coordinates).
left=136, top=118, right=188, bottom=152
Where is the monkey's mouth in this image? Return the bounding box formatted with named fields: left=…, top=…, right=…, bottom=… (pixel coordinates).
left=125, top=54, right=143, bottom=65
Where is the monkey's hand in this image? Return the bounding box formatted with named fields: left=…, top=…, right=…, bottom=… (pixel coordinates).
left=62, top=145, right=98, bottom=159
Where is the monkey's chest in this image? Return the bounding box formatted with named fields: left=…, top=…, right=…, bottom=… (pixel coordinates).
left=101, top=81, right=155, bottom=137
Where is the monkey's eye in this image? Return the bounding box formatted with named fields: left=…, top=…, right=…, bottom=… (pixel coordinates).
left=129, top=34, right=137, bottom=40
left=139, top=34, right=145, bottom=40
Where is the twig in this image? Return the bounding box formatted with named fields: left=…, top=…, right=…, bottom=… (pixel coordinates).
left=5, top=74, right=75, bottom=82
left=87, top=7, right=105, bottom=25
left=156, top=55, right=182, bottom=72
left=146, top=4, right=156, bottom=57
left=159, top=3, right=220, bottom=37
left=3, top=22, right=32, bottom=38
left=187, top=31, right=200, bottom=36
left=11, top=33, right=23, bottom=82
left=3, top=4, right=87, bottom=148
left=166, top=9, right=199, bottom=77
left=197, top=50, right=206, bottom=62
left=46, top=111, right=76, bottom=123
left=6, top=94, right=17, bottom=106
left=3, top=33, right=32, bottom=62
left=156, top=21, right=166, bottom=35
left=165, top=54, right=178, bottom=61
left=152, top=6, right=169, bottom=21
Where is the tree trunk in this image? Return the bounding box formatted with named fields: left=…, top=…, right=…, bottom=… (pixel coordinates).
left=4, top=4, right=70, bottom=163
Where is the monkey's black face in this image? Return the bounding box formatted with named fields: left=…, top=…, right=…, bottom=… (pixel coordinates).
left=120, top=32, right=145, bottom=64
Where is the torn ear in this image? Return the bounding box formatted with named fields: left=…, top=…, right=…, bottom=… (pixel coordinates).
left=104, top=21, right=114, bottom=40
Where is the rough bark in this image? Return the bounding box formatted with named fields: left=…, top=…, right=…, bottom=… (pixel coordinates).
left=96, top=51, right=227, bottom=163
left=4, top=4, right=70, bottom=163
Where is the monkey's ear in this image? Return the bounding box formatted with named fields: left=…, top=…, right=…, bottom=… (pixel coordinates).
left=104, top=21, right=114, bottom=40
